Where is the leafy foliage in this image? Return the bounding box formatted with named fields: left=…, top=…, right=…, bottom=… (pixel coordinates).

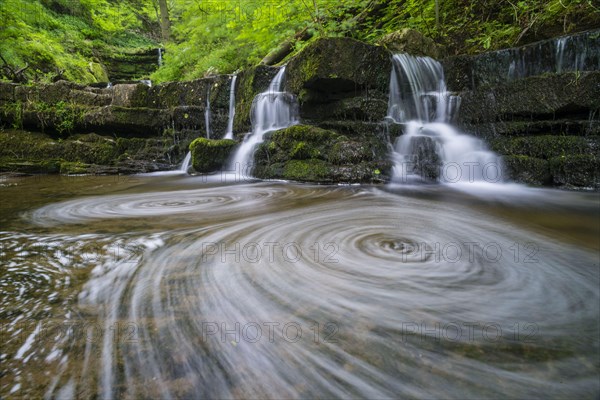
left=0, top=0, right=159, bottom=83
left=153, top=0, right=599, bottom=82
left=1, top=0, right=598, bottom=83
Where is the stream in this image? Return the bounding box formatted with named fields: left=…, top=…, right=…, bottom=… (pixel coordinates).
left=1, top=174, right=598, bottom=398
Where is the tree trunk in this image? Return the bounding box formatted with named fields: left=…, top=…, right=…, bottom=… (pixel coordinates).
left=260, top=28, right=312, bottom=66
left=158, top=0, right=171, bottom=41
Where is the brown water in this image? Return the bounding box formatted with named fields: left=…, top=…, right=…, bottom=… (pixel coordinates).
left=1, top=174, right=599, bottom=399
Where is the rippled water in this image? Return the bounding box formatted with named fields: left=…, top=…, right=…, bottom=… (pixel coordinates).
left=1, top=174, right=598, bottom=399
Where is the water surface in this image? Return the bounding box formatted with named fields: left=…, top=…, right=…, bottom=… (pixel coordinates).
left=1, top=174, right=598, bottom=398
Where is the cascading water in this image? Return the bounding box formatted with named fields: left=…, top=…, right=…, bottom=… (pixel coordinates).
left=158, top=48, right=163, bottom=67
left=205, top=85, right=212, bottom=138
left=228, top=66, right=298, bottom=173
left=387, top=53, right=503, bottom=184
left=179, top=151, right=191, bottom=173
left=224, top=75, right=237, bottom=140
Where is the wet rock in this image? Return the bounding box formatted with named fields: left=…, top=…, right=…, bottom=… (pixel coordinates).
left=233, top=65, right=280, bottom=135
left=443, top=29, right=600, bottom=91
left=459, top=72, right=600, bottom=124
left=378, top=29, right=442, bottom=59
left=549, top=154, right=599, bottom=188
left=84, top=106, right=171, bottom=136
left=488, top=135, right=598, bottom=159
left=253, top=125, right=390, bottom=183
left=111, top=83, right=150, bottom=107
left=285, top=38, right=391, bottom=123
left=190, top=138, right=237, bottom=172
left=287, top=37, right=391, bottom=94
left=502, top=155, right=552, bottom=186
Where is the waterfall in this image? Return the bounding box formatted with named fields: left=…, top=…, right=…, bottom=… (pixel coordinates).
left=205, top=84, right=212, bottom=138
left=179, top=151, right=192, bottom=173
left=388, top=54, right=503, bottom=184
left=158, top=48, right=163, bottom=67
left=228, top=66, right=299, bottom=173
left=224, top=75, right=237, bottom=140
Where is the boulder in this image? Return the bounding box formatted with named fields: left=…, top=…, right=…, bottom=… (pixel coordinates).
left=253, top=125, right=390, bottom=183
left=285, top=38, right=392, bottom=123
left=378, top=29, right=441, bottom=59
left=190, top=138, right=237, bottom=172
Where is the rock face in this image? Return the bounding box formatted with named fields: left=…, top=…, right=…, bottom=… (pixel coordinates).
left=190, top=138, right=237, bottom=173
left=253, top=125, right=391, bottom=183
left=0, top=75, right=237, bottom=173
left=0, top=129, right=189, bottom=174
left=104, top=48, right=161, bottom=81
left=286, top=37, right=391, bottom=122
left=378, top=29, right=441, bottom=59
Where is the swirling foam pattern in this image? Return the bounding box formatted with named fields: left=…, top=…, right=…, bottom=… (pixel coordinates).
left=4, top=181, right=599, bottom=399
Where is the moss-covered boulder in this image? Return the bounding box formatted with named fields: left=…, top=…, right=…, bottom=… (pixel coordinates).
left=190, top=137, right=237, bottom=172
left=286, top=38, right=391, bottom=122
left=287, top=37, right=391, bottom=95
left=253, top=125, right=390, bottom=183
left=378, top=29, right=441, bottom=58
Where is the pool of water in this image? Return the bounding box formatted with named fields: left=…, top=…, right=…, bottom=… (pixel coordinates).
left=1, top=174, right=598, bottom=398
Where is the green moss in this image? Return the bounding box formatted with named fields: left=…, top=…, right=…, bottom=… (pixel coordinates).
left=490, top=135, right=595, bottom=159
left=60, top=161, right=91, bottom=175
left=189, top=137, right=237, bottom=172
left=253, top=124, right=391, bottom=183
left=282, top=159, right=331, bottom=182
left=1, top=101, right=23, bottom=129
left=0, top=158, right=60, bottom=173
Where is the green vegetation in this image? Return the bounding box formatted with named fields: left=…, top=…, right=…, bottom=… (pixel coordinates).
left=0, top=0, right=159, bottom=83
left=153, top=0, right=599, bottom=82
left=2, top=0, right=597, bottom=83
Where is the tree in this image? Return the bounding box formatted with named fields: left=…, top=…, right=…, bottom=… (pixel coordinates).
left=158, top=0, right=171, bottom=41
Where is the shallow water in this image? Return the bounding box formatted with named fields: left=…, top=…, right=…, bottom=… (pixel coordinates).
left=1, top=174, right=598, bottom=399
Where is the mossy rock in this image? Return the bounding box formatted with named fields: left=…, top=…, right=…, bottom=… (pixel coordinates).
left=489, top=135, right=597, bottom=159
left=61, top=134, right=119, bottom=165
left=232, top=65, right=280, bottom=135
left=190, top=137, right=237, bottom=172
left=60, top=161, right=92, bottom=175
left=253, top=124, right=391, bottom=183
left=502, top=155, right=552, bottom=186
left=549, top=154, right=599, bottom=188
left=282, top=159, right=332, bottom=182
left=378, top=29, right=442, bottom=58
left=286, top=37, right=391, bottom=95
left=88, top=62, right=109, bottom=82
left=111, top=84, right=150, bottom=107
left=459, top=71, right=600, bottom=124
left=0, top=158, right=60, bottom=174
